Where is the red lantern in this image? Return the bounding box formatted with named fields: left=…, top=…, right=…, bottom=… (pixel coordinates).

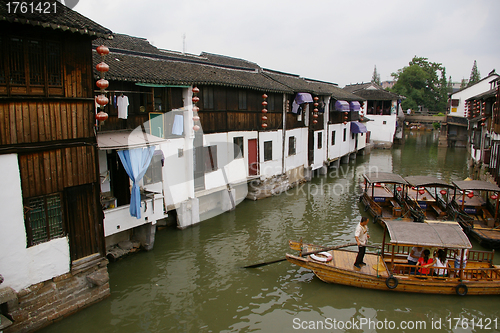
left=313, top=120, right=318, bottom=124
left=262, top=101, right=268, bottom=106
left=261, top=115, right=268, bottom=121
left=261, top=109, right=268, bottom=113
left=490, top=194, right=498, bottom=200
left=261, top=123, right=268, bottom=129
left=313, top=113, right=318, bottom=118
left=440, top=189, right=447, bottom=195
left=193, top=125, right=200, bottom=131
left=192, top=106, right=199, bottom=112
left=192, top=116, right=200, bottom=121
left=418, top=189, right=425, bottom=195
left=192, top=96, right=200, bottom=103
left=467, top=192, right=474, bottom=198
left=314, top=96, right=319, bottom=101
left=314, top=103, right=319, bottom=107
left=96, top=62, right=109, bottom=72
left=192, top=86, right=200, bottom=94
left=96, top=79, right=109, bottom=89
left=95, top=111, right=108, bottom=121
left=396, top=186, right=402, bottom=192
left=314, top=108, right=319, bottom=112
left=96, top=45, right=110, bottom=56
left=262, top=94, right=268, bottom=99
left=96, top=94, right=108, bottom=106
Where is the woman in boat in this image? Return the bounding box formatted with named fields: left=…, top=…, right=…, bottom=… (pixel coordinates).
left=416, top=249, right=433, bottom=275
left=433, top=249, right=448, bottom=277
left=354, top=217, right=370, bottom=269
left=454, top=248, right=468, bottom=269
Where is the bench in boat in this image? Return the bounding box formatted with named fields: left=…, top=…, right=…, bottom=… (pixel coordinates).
left=430, top=203, right=446, bottom=217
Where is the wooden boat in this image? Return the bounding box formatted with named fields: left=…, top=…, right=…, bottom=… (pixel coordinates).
left=450, top=180, right=500, bottom=249
left=360, top=172, right=413, bottom=225
left=286, top=221, right=500, bottom=295
left=404, top=176, right=454, bottom=222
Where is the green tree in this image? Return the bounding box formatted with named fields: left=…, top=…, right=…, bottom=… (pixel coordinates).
left=372, top=65, right=381, bottom=85
left=390, top=56, right=448, bottom=112
left=460, top=78, right=468, bottom=89
left=467, top=60, right=481, bottom=86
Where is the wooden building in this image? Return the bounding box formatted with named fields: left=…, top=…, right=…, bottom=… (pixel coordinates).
left=0, top=3, right=112, bottom=332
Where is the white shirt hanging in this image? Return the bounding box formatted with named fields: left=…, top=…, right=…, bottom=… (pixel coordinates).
left=117, top=95, right=129, bottom=119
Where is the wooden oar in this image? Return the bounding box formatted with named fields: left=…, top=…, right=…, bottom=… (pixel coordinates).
left=242, top=242, right=357, bottom=269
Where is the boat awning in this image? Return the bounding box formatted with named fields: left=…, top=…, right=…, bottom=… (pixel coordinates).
left=349, top=101, right=361, bottom=112
left=295, top=93, right=313, bottom=104
left=97, top=130, right=167, bottom=150
left=385, top=220, right=471, bottom=249
left=350, top=121, right=367, bottom=133
left=335, top=100, right=350, bottom=111
left=452, top=180, right=500, bottom=192
left=363, top=172, right=407, bottom=185
left=405, top=176, right=453, bottom=188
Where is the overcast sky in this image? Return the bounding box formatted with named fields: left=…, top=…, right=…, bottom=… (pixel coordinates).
left=74, top=0, right=499, bottom=87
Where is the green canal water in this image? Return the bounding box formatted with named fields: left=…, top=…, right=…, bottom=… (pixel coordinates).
left=41, top=131, right=500, bottom=333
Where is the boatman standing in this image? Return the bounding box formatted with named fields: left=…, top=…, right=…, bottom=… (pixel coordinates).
left=354, top=217, right=370, bottom=269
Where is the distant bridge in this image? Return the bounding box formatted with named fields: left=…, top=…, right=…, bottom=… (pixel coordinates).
left=404, top=113, right=447, bottom=124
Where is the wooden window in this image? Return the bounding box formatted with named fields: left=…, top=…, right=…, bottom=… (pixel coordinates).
left=0, top=36, right=4, bottom=84
left=234, top=136, right=244, bottom=159
left=267, top=93, right=275, bottom=111
left=9, top=37, right=25, bottom=85
left=238, top=90, right=247, bottom=110
left=203, top=86, right=214, bottom=109
left=331, top=130, right=336, bottom=146
left=343, top=128, right=347, bottom=142
left=288, top=136, right=296, bottom=156
left=24, top=193, right=65, bottom=247
left=143, top=153, right=163, bottom=185
left=28, top=40, right=44, bottom=86
left=451, top=99, right=459, bottom=107
left=264, top=141, right=272, bottom=161
left=204, top=145, right=218, bottom=172
left=317, top=132, right=323, bottom=149
left=46, top=41, right=62, bottom=86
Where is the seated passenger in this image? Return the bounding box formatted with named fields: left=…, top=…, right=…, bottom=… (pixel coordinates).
left=407, top=246, right=423, bottom=274
left=416, top=249, right=433, bottom=275
left=433, top=249, right=448, bottom=277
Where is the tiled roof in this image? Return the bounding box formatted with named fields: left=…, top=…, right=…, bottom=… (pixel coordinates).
left=0, top=1, right=112, bottom=37
left=95, top=52, right=292, bottom=93
left=304, top=78, right=364, bottom=101
left=344, top=82, right=402, bottom=100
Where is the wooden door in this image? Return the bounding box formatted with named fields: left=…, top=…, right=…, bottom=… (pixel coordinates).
left=248, top=138, right=258, bottom=176
left=64, top=183, right=103, bottom=261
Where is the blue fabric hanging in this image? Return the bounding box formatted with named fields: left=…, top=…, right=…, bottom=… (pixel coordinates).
left=118, top=146, right=156, bottom=219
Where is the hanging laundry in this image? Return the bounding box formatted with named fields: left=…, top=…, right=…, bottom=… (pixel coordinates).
left=117, top=94, right=129, bottom=119
left=172, top=114, right=184, bottom=135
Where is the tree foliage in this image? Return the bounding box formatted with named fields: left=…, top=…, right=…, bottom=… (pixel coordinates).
left=467, top=60, right=481, bottom=87
left=371, top=65, right=381, bottom=85
left=390, top=56, right=448, bottom=112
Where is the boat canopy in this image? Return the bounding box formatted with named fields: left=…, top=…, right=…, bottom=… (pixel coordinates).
left=452, top=180, right=500, bottom=192
left=404, top=176, right=453, bottom=188
left=363, top=172, right=407, bottom=185
left=384, top=220, right=471, bottom=249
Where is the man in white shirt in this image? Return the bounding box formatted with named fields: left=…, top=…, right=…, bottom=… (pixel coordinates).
left=354, top=217, right=370, bottom=269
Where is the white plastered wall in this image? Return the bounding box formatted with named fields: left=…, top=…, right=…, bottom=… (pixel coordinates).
left=0, top=154, right=70, bottom=292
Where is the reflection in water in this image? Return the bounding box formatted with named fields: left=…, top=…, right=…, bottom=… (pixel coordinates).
left=41, top=131, right=499, bottom=333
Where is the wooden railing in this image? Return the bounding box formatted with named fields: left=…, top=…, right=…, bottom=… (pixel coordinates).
left=392, top=264, right=500, bottom=281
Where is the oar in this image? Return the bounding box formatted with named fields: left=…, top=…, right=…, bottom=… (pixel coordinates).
left=242, top=242, right=357, bottom=269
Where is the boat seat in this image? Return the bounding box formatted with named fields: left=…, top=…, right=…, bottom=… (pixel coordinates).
left=389, top=199, right=402, bottom=217
left=482, top=209, right=495, bottom=227
left=430, top=203, right=446, bottom=217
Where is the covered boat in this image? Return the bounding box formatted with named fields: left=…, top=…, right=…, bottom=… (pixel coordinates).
left=451, top=180, right=500, bottom=248
left=404, top=175, right=454, bottom=222
left=360, top=172, right=412, bottom=225
left=286, top=221, right=500, bottom=295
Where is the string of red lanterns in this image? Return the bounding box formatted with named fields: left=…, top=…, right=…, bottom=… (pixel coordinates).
left=95, top=44, right=110, bottom=122
left=192, top=87, right=200, bottom=131
left=261, top=94, right=268, bottom=129
left=312, top=96, right=319, bottom=125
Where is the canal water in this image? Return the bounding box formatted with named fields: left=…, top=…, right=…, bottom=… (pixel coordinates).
left=41, top=131, right=500, bottom=333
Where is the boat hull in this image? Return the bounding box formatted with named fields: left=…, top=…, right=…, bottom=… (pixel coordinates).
left=286, top=251, right=500, bottom=295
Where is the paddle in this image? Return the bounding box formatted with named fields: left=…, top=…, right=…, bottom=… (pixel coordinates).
left=242, top=242, right=357, bottom=269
